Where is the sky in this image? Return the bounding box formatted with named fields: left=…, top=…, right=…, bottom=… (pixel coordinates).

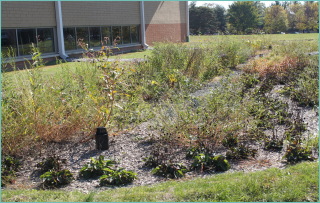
left=194, top=1, right=274, bottom=9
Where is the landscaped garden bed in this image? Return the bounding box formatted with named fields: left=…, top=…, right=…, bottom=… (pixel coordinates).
left=1, top=34, right=319, bottom=199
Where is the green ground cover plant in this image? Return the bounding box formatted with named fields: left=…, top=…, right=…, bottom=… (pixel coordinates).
left=1, top=161, right=318, bottom=202
left=79, top=155, right=116, bottom=179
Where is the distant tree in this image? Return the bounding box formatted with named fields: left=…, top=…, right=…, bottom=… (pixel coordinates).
left=264, top=5, right=287, bottom=33
left=213, top=5, right=227, bottom=32
left=189, top=6, right=217, bottom=34
left=228, top=1, right=258, bottom=33
left=304, top=1, right=319, bottom=31
left=253, top=1, right=266, bottom=29
left=189, top=1, right=196, bottom=9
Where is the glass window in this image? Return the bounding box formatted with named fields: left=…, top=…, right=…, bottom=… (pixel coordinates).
left=37, top=28, right=54, bottom=53
left=17, top=29, right=36, bottom=56
left=122, top=26, right=130, bottom=44
left=63, top=28, right=76, bottom=51
left=112, top=26, right=121, bottom=45
left=101, top=27, right=112, bottom=46
left=76, top=27, right=89, bottom=49
left=89, top=27, right=101, bottom=48
left=131, top=26, right=139, bottom=43
left=1, top=29, right=18, bottom=56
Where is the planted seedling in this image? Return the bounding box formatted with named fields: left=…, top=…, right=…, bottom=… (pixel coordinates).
left=36, top=155, right=67, bottom=172
left=186, top=145, right=209, bottom=158
left=151, top=162, right=189, bottom=179
left=226, top=145, right=257, bottom=159
left=79, top=155, right=116, bottom=179
left=40, top=169, right=74, bottom=188
left=282, top=141, right=314, bottom=163
left=191, top=154, right=230, bottom=172
left=1, top=156, right=21, bottom=187
left=99, top=168, right=137, bottom=186
left=222, top=134, right=238, bottom=148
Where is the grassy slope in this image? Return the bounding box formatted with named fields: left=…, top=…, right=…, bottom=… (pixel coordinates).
left=1, top=161, right=318, bottom=202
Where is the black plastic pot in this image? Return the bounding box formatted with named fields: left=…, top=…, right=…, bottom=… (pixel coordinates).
left=95, top=127, right=109, bottom=150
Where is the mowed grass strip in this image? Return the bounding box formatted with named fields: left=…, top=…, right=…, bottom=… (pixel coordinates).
left=1, top=161, right=318, bottom=202
left=190, top=33, right=319, bottom=43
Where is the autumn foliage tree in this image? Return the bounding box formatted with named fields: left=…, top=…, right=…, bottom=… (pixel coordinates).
left=264, top=5, right=287, bottom=33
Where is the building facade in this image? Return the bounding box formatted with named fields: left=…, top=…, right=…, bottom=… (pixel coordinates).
left=1, top=1, right=189, bottom=64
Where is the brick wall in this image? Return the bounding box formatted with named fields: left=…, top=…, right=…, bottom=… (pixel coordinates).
left=144, top=1, right=186, bottom=24
left=1, top=1, right=56, bottom=28
left=145, top=23, right=187, bottom=45
left=61, top=1, right=140, bottom=26
left=144, top=1, right=187, bottom=45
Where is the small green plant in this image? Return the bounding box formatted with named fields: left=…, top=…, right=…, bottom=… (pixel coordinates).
left=40, top=169, right=74, bottom=188
left=191, top=154, right=230, bottom=172
left=264, top=138, right=283, bottom=150
left=2, top=156, right=20, bottom=172
left=1, top=156, right=21, bottom=187
left=142, top=156, right=160, bottom=167
left=284, top=121, right=307, bottom=141
left=1, top=169, right=16, bottom=187
left=191, top=153, right=213, bottom=170
left=241, top=74, right=259, bottom=89
left=222, top=134, right=238, bottom=148
left=226, top=145, right=257, bottom=159
left=99, top=168, right=137, bottom=186
left=282, top=141, right=315, bottom=163
left=212, top=155, right=231, bottom=172
left=79, top=155, right=116, bottom=179
left=151, top=163, right=189, bottom=179
left=36, top=155, right=67, bottom=172
left=186, top=145, right=208, bottom=158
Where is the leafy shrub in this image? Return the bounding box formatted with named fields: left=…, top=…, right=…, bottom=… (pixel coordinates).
left=282, top=141, right=314, bottom=163
left=40, top=169, right=74, bottom=188
left=2, top=156, right=20, bottom=172
left=226, top=145, right=257, bottom=159
left=222, top=134, right=238, bottom=148
left=280, top=86, right=317, bottom=107
left=186, top=145, right=208, bottom=158
left=151, top=163, right=189, bottom=179
left=264, top=138, right=283, bottom=150
left=284, top=121, right=307, bottom=141
left=1, top=156, right=21, bottom=187
left=142, top=156, right=160, bottom=167
left=191, top=154, right=230, bottom=172
left=241, top=74, right=259, bottom=89
left=99, top=168, right=137, bottom=186
left=1, top=170, right=16, bottom=187
left=212, top=155, right=231, bottom=172
left=191, top=153, right=213, bottom=170
left=36, top=155, right=67, bottom=172
left=79, top=155, right=116, bottom=179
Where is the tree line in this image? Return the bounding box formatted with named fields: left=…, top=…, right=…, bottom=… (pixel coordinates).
left=189, top=1, right=319, bottom=35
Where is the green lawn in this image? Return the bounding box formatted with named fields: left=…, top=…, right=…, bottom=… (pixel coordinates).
left=1, top=161, right=318, bottom=202
left=189, top=33, right=319, bottom=43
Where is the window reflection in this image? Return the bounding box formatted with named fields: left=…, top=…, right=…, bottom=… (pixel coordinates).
left=76, top=27, right=89, bottom=49
left=112, top=26, right=121, bottom=45
left=17, top=29, right=36, bottom=56
left=37, top=28, right=54, bottom=53
left=131, top=26, right=139, bottom=43
left=101, top=27, right=112, bottom=46
left=1, top=29, right=18, bottom=56
left=89, top=27, right=101, bottom=48
left=63, top=28, right=76, bottom=51
left=122, top=26, right=130, bottom=44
